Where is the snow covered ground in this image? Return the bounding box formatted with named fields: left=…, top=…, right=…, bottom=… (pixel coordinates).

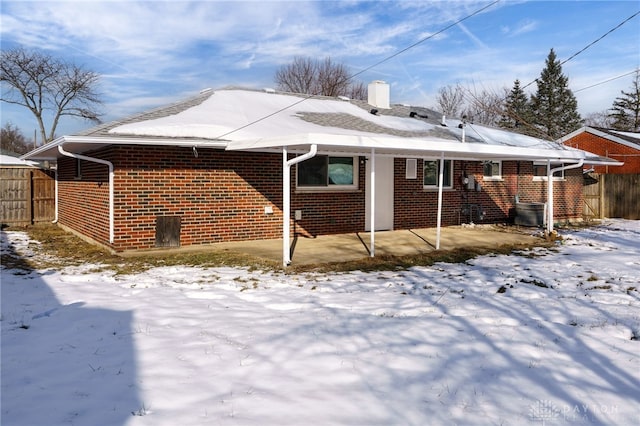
left=2, top=220, right=639, bottom=426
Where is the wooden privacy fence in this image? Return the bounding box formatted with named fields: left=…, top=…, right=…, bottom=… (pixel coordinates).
left=583, top=173, right=640, bottom=220
left=1, top=167, right=56, bottom=226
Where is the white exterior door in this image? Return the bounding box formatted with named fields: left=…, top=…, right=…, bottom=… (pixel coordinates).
left=365, top=156, right=394, bottom=231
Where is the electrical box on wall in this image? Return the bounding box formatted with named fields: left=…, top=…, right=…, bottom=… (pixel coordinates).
left=467, top=174, right=475, bottom=190
left=462, top=174, right=475, bottom=190
left=264, top=206, right=273, bottom=215
left=294, top=210, right=302, bottom=220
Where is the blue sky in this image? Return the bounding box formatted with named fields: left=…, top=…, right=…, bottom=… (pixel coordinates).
left=1, top=0, right=639, bottom=142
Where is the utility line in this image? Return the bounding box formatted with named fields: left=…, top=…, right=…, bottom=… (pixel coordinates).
left=522, top=9, right=640, bottom=91
left=559, top=10, right=640, bottom=68
left=460, top=11, right=640, bottom=142
left=347, top=0, right=500, bottom=81
left=214, top=0, right=500, bottom=140
left=574, top=68, right=639, bottom=93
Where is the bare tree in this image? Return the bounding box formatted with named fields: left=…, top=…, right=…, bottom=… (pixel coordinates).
left=1, top=47, right=102, bottom=144
left=347, top=81, right=367, bottom=101
left=274, top=56, right=365, bottom=99
left=462, top=87, right=508, bottom=126
left=315, top=58, right=349, bottom=97
left=436, top=84, right=464, bottom=117
left=1, top=122, right=32, bottom=154
left=275, top=56, right=316, bottom=94
left=584, top=110, right=614, bottom=128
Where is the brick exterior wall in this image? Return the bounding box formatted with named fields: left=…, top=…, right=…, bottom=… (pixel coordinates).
left=394, top=159, right=582, bottom=229
left=564, top=132, right=640, bottom=173
left=57, top=146, right=584, bottom=252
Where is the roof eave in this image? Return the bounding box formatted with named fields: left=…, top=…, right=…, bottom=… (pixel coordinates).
left=20, top=135, right=228, bottom=161
left=226, top=133, right=591, bottom=162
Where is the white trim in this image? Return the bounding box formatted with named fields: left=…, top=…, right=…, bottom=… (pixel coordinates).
left=22, top=135, right=227, bottom=161
left=226, top=133, right=589, bottom=162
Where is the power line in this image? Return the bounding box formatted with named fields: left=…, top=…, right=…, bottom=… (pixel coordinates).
left=574, top=69, right=639, bottom=93
left=559, top=10, right=640, bottom=68
left=522, top=9, right=640, bottom=91
left=458, top=11, right=640, bottom=141
left=348, top=0, right=500, bottom=81
left=214, top=0, right=500, bottom=140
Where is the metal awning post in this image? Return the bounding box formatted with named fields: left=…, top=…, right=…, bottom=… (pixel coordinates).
left=282, top=144, right=317, bottom=266
left=436, top=152, right=445, bottom=250
left=370, top=148, right=376, bottom=257
left=282, top=147, right=290, bottom=266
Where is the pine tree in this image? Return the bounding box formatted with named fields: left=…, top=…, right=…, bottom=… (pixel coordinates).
left=529, top=49, right=582, bottom=139
left=498, top=79, right=530, bottom=132
left=608, top=71, right=640, bottom=131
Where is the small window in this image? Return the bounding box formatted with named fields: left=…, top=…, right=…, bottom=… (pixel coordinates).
left=483, top=161, right=502, bottom=180
left=423, top=159, right=452, bottom=188
left=297, top=155, right=357, bottom=189
left=533, top=162, right=565, bottom=181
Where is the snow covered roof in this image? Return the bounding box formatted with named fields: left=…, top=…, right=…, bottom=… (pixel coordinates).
left=0, top=153, right=39, bottom=167
left=21, top=87, right=621, bottom=165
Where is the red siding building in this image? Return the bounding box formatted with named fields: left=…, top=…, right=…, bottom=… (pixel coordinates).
left=560, top=127, right=640, bottom=174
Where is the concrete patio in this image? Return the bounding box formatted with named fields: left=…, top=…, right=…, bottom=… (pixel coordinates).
left=209, top=225, right=545, bottom=266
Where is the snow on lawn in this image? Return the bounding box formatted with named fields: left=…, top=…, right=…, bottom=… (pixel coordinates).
left=2, top=220, right=639, bottom=426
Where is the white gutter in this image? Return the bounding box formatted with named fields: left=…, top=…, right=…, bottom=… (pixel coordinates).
left=282, top=144, right=317, bottom=266
left=57, top=145, right=115, bottom=244
left=546, top=159, right=584, bottom=234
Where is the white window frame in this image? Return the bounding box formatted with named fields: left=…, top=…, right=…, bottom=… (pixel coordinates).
left=482, top=160, right=503, bottom=181
left=423, top=159, right=453, bottom=189
left=296, top=155, right=359, bottom=191
left=533, top=161, right=565, bottom=181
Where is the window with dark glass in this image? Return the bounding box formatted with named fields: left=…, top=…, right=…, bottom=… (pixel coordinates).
left=483, top=161, right=501, bottom=178
left=424, top=159, right=452, bottom=188
left=533, top=162, right=564, bottom=179
left=297, top=156, right=355, bottom=188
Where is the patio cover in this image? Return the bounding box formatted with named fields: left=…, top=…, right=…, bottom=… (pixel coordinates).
left=226, top=132, right=622, bottom=266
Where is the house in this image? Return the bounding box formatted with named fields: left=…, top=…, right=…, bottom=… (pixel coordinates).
left=559, top=127, right=640, bottom=174
left=1, top=153, right=55, bottom=226
left=559, top=126, right=638, bottom=220
left=21, top=82, right=620, bottom=265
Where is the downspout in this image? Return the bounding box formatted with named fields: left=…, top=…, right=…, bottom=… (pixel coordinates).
left=52, top=167, right=59, bottom=223
left=282, top=144, right=317, bottom=266
left=58, top=145, right=115, bottom=244
left=369, top=148, right=376, bottom=257
left=436, top=152, right=445, bottom=250
left=546, top=159, right=584, bottom=234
